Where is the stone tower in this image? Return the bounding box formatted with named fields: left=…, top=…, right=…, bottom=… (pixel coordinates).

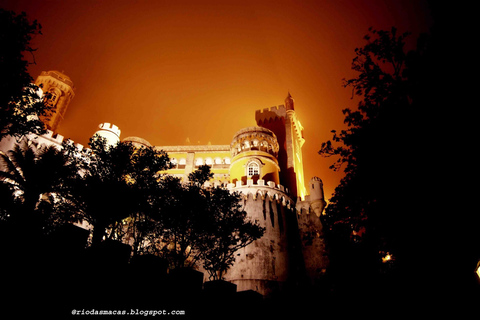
left=296, top=177, right=328, bottom=285
left=255, top=93, right=307, bottom=200
left=309, top=177, right=326, bottom=217
left=225, top=126, right=297, bottom=297
left=93, top=123, right=121, bottom=146
left=35, top=71, right=75, bottom=133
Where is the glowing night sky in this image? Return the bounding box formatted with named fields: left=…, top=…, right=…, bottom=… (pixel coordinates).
left=0, top=0, right=433, bottom=200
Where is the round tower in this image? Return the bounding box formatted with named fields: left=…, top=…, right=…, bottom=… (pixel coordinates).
left=229, top=126, right=280, bottom=186
left=295, top=176, right=328, bottom=285
left=309, top=177, right=326, bottom=217
left=93, top=123, right=121, bottom=146
left=225, top=126, right=295, bottom=297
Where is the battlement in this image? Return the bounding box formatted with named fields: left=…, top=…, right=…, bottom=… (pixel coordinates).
left=255, top=105, right=287, bottom=124
left=227, top=179, right=293, bottom=208
left=37, top=130, right=85, bottom=151
left=98, top=122, right=121, bottom=137
left=310, top=176, right=323, bottom=184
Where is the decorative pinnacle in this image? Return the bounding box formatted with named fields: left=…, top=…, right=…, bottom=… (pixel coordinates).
left=285, top=92, right=294, bottom=111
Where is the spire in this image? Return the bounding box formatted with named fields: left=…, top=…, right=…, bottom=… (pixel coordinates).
left=285, top=92, right=294, bottom=111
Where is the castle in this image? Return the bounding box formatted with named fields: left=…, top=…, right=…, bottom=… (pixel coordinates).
left=0, top=71, right=328, bottom=297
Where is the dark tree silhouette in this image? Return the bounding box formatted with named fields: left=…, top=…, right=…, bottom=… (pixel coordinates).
left=71, top=137, right=171, bottom=248
left=155, top=170, right=213, bottom=269
left=0, top=9, right=50, bottom=140
left=0, top=139, right=79, bottom=231
left=319, top=27, right=438, bottom=296
left=140, top=165, right=264, bottom=273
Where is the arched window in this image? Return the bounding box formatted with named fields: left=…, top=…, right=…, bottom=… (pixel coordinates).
left=205, top=158, right=213, bottom=165
left=247, top=162, right=259, bottom=177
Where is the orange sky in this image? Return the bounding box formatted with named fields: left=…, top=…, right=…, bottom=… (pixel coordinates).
left=1, top=0, right=433, bottom=200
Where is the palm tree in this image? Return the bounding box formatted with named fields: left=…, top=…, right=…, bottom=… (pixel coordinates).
left=0, top=139, right=79, bottom=229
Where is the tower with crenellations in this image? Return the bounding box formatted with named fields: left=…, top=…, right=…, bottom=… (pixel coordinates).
left=255, top=93, right=307, bottom=201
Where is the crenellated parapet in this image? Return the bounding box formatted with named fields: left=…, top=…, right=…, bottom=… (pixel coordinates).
left=97, top=122, right=121, bottom=137
left=31, top=129, right=85, bottom=151
left=227, top=179, right=293, bottom=209
left=255, top=105, right=287, bottom=125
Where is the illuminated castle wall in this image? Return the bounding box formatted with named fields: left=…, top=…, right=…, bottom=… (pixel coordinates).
left=35, top=71, right=75, bottom=133
left=0, top=71, right=328, bottom=297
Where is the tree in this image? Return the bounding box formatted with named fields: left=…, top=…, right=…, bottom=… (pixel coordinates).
left=0, top=138, right=79, bottom=232
left=319, top=27, right=433, bottom=293
left=71, top=137, right=171, bottom=248
left=0, top=9, right=50, bottom=140
left=148, top=165, right=264, bottom=275
left=156, top=171, right=212, bottom=269
left=200, top=187, right=264, bottom=280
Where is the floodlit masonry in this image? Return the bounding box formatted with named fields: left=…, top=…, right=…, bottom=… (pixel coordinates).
left=0, top=71, right=328, bottom=297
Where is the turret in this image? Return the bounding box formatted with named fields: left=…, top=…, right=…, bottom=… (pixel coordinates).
left=229, top=126, right=280, bottom=186
left=285, top=92, right=295, bottom=111
left=309, top=177, right=326, bottom=217
left=93, top=123, right=121, bottom=146
left=35, top=71, right=75, bottom=132
left=256, top=93, right=307, bottom=200
left=225, top=126, right=295, bottom=297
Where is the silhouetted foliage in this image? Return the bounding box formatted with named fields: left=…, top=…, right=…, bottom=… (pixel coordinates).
left=0, top=9, right=50, bottom=140
left=319, top=27, right=440, bottom=295
left=129, top=165, right=264, bottom=275
left=70, top=136, right=171, bottom=248
left=0, top=138, right=79, bottom=232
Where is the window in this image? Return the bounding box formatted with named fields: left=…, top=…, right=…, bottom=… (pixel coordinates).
left=247, top=162, right=259, bottom=176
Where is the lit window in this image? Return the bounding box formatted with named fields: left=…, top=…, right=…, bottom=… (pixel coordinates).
left=247, top=162, right=259, bottom=176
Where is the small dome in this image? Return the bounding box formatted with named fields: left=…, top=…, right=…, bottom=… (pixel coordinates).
left=122, top=136, right=152, bottom=148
